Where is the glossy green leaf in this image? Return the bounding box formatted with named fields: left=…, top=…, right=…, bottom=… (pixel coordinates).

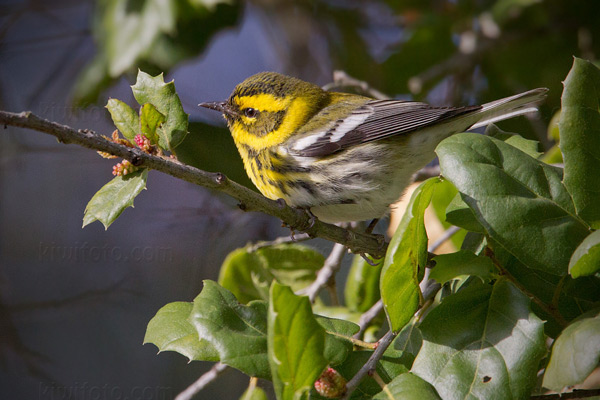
left=218, top=244, right=324, bottom=304
left=381, top=178, right=438, bottom=332
left=373, top=373, right=441, bottom=400
left=569, top=230, right=600, bottom=278
left=106, top=98, right=139, bottom=141
left=315, top=315, right=359, bottom=366
left=139, top=103, right=165, bottom=145
left=445, top=193, right=486, bottom=233
left=190, top=281, right=270, bottom=379
left=430, top=250, right=496, bottom=285
left=144, top=302, right=218, bottom=362
left=486, top=124, right=542, bottom=159
left=437, top=132, right=590, bottom=275
left=543, top=308, right=600, bottom=391
left=131, top=70, right=189, bottom=151
left=83, top=169, right=148, bottom=229
left=344, top=254, right=383, bottom=313
left=268, top=283, right=327, bottom=400
left=412, top=280, right=546, bottom=400
left=560, top=57, right=600, bottom=229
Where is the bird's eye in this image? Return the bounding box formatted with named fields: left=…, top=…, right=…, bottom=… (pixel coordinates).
left=244, top=108, right=258, bottom=118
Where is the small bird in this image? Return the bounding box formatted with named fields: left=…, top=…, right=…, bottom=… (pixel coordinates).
left=200, top=72, right=547, bottom=224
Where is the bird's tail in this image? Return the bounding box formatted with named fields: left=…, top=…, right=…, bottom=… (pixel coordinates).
left=471, top=88, right=549, bottom=130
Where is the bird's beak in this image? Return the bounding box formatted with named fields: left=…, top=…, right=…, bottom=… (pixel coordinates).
left=198, top=101, right=235, bottom=117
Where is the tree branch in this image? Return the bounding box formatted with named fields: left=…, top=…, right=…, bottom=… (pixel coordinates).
left=0, top=110, right=387, bottom=258
left=341, top=330, right=397, bottom=400
left=175, top=362, right=229, bottom=400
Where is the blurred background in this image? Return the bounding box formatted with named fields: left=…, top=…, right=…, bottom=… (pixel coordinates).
left=1, top=0, right=599, bottom=399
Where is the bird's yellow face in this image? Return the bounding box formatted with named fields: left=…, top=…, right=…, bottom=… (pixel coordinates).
left=200, top=72, right=331, bottom=152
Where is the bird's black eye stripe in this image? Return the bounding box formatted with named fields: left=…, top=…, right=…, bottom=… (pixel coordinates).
left=244, top=108, right=258, bottom=118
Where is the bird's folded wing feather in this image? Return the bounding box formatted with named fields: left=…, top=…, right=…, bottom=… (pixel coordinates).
left=292, top=99, right=481, bottom=157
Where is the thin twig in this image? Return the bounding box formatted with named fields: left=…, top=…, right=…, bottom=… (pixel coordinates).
left=296, top=242, right=347, bottom=303
left=0, top=110, right=387, bottom=258
left=326, top=332, right=377, bottom=350
left=485, top=248, right=568, bottom=327
left=175, top=363, right=229, bottom=400
left=342, top=330, right=397, bottom=400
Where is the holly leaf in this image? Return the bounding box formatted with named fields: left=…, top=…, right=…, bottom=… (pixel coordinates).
left=131, top=70, right=188, bottom=151
left=381, top=178, right=438, bottom=331
left=83, top=169, right=148, bottom=229
left=560, top=57, right=600, bottom=229
left=106, top=98, right=139, bottom=141
left=412, top=280, right=546, bottom=400
left=144, top=302, right=218, bottom=362
left=268, top=283, right=327, bottom=400
left=437, top=133, right=589, bottom=275
left=190, top=281, right=270, bottom=379
left=139, top=102, right=165, bottom=145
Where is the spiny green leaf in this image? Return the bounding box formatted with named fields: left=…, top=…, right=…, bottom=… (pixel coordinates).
left=437, top=133, right=590, bottom=275
left=560, top=57, right=600, bottom=229
left=381, top=178, right=438, bottom=331
left=106, top=98, right=139, bottom=141
left=139, top=103, right=165, bottom=145
left=412, top=280, right=546, bottom=400
left=131, top=70, right=189, bottom=151
left=268, top=283, right=327, bottom=400
left=144, top=302, right=218, bottom=362
left=190, top=281, right=270, bottom=379
left=83, top=169, right=148, bottom=229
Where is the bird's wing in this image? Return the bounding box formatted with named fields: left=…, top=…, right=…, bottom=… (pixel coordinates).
left=291, top=99, right=481, bottom=157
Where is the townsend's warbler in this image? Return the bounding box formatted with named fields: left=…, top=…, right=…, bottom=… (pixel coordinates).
left=200, top=72, right=547, bottom=223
